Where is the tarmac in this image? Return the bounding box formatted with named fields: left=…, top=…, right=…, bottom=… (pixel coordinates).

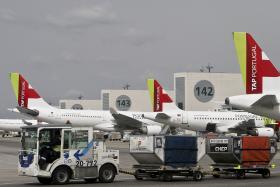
left=1, top=137, right=280, bottom=187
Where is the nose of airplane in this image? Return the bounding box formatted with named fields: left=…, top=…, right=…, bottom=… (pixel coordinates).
left=225, top=97, right=230, bottom=105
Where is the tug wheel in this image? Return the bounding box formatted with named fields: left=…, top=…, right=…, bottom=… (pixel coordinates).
left=99, top=164, right=116, bottom=183
left=52, top=167, right=70, bottom=184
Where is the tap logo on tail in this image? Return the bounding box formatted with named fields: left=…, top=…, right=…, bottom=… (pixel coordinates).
left=233, top=32, right=280, bottom=94
left=9, top=73, right=40, bottom=108
left=147, top=79, right=173, bottom=112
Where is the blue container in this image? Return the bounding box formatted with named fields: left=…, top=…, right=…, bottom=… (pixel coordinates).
left=165, top=150, right=197, bottom=165
left=164, top=136, right=197, bottom=150
left=164, top=136, right=198, bottom=165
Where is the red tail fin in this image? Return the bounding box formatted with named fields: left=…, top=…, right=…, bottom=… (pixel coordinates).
left=18, top=75, right=40, bottom=108
left=246, top=33, right=279, bottom=93
left=233, top=32, right=280, bottom=94
left=153, top=80, right=173, bottom=112
left=147, top=79, right=179, bottom=112
left=10, top=73, right=45, bottom=109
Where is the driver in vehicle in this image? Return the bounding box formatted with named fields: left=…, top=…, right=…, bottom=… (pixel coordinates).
left=39, top=130, right=61, bottom=170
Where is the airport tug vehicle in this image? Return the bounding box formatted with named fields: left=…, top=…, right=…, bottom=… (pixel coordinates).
left=18, top=125, right=119, bottom=184
left=127, top=135, right=206, bottom=181
left=207, top=136, right=277, bottom=179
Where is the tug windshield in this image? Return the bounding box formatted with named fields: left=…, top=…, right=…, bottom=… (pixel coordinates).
left=21, top=128, right=37, bottom=152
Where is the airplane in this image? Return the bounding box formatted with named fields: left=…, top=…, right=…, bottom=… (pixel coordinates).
left=225, top=32, right=280, bottom=121
left=0, top=119, right=38, bottom=137
left=8, top=73, right=165, bottom=135
left=142, top=79, right=274, bottom=137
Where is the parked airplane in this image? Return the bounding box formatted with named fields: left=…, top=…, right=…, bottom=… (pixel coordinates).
left=0, top=119, right=38, bottom=137
left=143, top=79, right=274, bottom=136
left=225, top=32, right=280, bottom=121
left=9, top=73, right=164, bottom=135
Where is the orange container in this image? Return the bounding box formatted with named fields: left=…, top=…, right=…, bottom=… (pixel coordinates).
left=242, top=136, right=270, bottom=150
left=242, top=150, right=270, bottom=162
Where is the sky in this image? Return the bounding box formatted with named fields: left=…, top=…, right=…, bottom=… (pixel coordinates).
left=0, top=0, right=280, bottom=118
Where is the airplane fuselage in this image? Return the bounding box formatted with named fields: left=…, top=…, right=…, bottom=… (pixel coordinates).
left=145, top=110, right=265, bottom=133
left=20, top=106, right=266, bottom=134
left=35, top=107, right=163, bottom=132
left=0, top=119, right=37, bottom=132
left=184, top=111, right=264, bottom=132
left=227, top=94, right=280, bottom=121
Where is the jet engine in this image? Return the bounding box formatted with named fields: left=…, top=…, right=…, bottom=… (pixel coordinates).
left=249, top=127, right=275, bottom=137
left=141, top=126, right=162, bottom=135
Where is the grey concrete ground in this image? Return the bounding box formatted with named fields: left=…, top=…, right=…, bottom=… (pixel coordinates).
left=1, top=137, right=280, bottom=186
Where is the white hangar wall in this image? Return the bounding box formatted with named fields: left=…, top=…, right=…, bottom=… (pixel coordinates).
left=174, top=72, right=245, bottom=111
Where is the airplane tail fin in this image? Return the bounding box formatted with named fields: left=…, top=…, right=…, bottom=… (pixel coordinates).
left=233, top=32, right=280, bottom=94
left=147, top=79, right=180, bottom=112
left=9, top=73, right=52, bottom=109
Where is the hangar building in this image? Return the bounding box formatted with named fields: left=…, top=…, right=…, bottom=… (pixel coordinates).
left=174, top=72, right=244, bottom=111
left=60, top=90, right=173, bottom=112
left=59, top=100, right=102, bottom=110
left=59, top=72, right=244, bottom=112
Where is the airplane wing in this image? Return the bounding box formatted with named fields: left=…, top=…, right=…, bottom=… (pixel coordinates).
left=251, top=95, right=278, bottom=108
left=109, top=108, right=143, bottom=129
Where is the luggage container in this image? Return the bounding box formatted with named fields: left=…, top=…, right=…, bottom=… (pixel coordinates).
left=127, top=135, right=206, bottom=181
left=206, top=136, right=277, bottom=179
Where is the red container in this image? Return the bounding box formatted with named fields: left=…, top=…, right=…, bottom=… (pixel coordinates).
left=242, top=150, right=270, bottom=162
left=241, top=136, right=270, bottom=150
